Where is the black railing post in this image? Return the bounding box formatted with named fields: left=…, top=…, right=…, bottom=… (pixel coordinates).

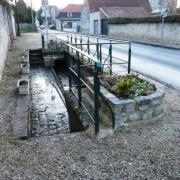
left=41, top=35, right=45, bottom=50
left=68, top=50, right=72, bottom=91
left=96, top=43, right=99, bottom=60
left=75, top=36, right=77, bottom=48
left=87, top=36, right=90, bottom=55
left=109, top=40, right=112, bottom=75
left=77, top=52, right=82, bottom=107
left=128, top=42, right=131, bottom=74
left=71, top=34, right=72, bottom=44
left=80, top=37, right=82, bottom=51
left=55, top=33, right=57, bottom=50
left=67, top=33, right=69, bottom=43
left=100, top=43, right=102, bottom=63
left=94, top=61, right=101, bottom=135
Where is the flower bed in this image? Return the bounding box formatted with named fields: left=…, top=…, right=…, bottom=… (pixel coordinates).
left=100, top=74, right=156, bottom=99
left=88, top=74, right=165, bottom=127
left=17, top=79, right=29, bottom=95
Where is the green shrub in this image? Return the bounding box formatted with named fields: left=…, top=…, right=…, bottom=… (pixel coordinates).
left=101, top=74, right=156, bottom=99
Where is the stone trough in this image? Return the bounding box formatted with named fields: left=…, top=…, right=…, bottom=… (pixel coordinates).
left=87, top=75, right=165, bottom=128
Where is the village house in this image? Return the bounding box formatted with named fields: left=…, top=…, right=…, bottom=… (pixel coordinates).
left=56, top=4, right=83, bottom=32
left=80, top=0, right=152, bottom=35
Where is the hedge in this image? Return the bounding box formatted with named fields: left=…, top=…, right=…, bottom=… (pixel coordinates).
left=109, top=14, right=180, bottom=24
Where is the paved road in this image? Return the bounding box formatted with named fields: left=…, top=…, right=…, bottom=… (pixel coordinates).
left=43, top=30, right=180, bottom=90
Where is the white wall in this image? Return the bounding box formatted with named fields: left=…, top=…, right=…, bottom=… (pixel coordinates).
left=109, top=23, right=180, bottom=46
left=0, top=21, right=9, bottom=81
left=0, top=5, right=12, bottom=81
left=89, top=11, right=106, bottom=35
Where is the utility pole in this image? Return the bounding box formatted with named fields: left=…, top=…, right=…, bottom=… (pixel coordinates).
left=30, top=0, right=34, bottom=24
left=14, top=0, right=20, bottom=36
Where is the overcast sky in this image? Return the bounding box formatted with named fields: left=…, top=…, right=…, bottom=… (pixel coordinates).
left=25, top=0, right=84, bottom=10
left=25, top=0, right=180, bottom=11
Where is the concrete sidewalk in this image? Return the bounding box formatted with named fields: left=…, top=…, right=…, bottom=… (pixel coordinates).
left=0, top=33, right=41, bottom=140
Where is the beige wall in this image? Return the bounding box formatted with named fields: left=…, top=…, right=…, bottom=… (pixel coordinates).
left=109, top=23, right=180, bottom=47
left=0, top=21, right=9, bottom=80
left=0, top=5, right=9, bottom=80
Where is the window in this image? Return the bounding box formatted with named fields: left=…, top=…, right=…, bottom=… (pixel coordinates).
left=64, top=22, right=72, bottom=28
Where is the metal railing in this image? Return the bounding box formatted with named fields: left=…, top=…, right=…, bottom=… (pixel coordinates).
left=41, top=32, right=132, bottom=134
left=41, top=31, right=131, bottom=75
left=66, top=42, right=102, bottom=134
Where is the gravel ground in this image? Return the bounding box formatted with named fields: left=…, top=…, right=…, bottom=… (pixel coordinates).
left=0, top=33, right=180, bottom=179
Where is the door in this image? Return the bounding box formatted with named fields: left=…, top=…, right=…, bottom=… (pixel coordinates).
left=101, top=19, right=108, bottom=35
left=94, top=20, right=98, bottom=35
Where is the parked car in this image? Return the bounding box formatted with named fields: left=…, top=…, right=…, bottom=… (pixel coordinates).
left=40, top=25, right=45, bottom=29
left=49, top=25, right=56, bottom=30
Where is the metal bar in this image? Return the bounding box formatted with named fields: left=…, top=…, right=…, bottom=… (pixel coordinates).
left=72, top=42, right=128, bottom=45
left=70, top=88, right=95, bottom=123
left=67, top=48, right=72, bottom=91
left=128, top=42, right=132, bottom=74
left=43, top=31, right=129, bottom=44
left=77, top=52, right=82, bottom=107
left=41, top=35, right=45, bottom=50
left=80, top=37, right=82, bottom=51
left=87, top=37, right=90, bottom=55
left=94, top=62, right=101, bottom=134
left=64, top=42, right=101, bottom=64
left=100, top=43, right=102, bottom=63
left=96, top=43, right=99, bottom=60
left=75, top=36, right=77, bottom=47
left=71, top=34, right=72, bottom=44
left=69, top=67, right=94, bottom=94
left=109, top=41, right=112, bottom=75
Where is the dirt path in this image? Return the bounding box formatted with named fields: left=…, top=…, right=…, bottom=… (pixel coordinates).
left=0, top=33, right=179, bottom=179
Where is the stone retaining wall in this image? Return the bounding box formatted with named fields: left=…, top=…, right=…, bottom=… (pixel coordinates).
left=88, top=76, right=165, bottom=128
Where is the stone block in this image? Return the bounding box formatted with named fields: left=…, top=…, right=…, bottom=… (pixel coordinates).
left=153, top=105, right=164, bottom=117
left=143, top=111, right=153, bottom=120
left=129, top=112, right=142, bottom=122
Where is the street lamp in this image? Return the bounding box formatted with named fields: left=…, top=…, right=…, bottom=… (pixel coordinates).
left=30, top=0, right=34, bottom=24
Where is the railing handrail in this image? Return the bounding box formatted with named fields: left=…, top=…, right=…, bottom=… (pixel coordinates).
left=41, top=30, right=130, bottom=44
left=63, top=41, right=102, bottom=66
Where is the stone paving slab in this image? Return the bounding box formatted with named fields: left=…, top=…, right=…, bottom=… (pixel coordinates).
left=13, top=95, right=30, bottom=139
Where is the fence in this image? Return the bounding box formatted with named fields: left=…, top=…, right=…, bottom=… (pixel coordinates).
left=41, top=32, right=132, bottom=134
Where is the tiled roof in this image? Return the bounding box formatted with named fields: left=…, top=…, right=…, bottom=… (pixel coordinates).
left=87, top=0, right=151, bottom=12
left=100, top=7, right=149, bottom=18
left=61, top=4, right=83, bottom=12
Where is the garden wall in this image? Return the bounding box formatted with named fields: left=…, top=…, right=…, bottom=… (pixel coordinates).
left=109, top=23, right=180, bottom=47
left=0, top=21, right=9, bottom=81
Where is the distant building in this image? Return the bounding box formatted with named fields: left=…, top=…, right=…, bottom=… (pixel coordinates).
left=56, top=4, right=82, bottom=32
left=41, top=2, right=59, bottom=26
left=48, top=5, right=59, bottom=26
left=81, top=0, right=151, bottom=35
left=41, top=0, right=49, bottom=6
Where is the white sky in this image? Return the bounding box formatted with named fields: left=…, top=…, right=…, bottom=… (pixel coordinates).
left=25, top=0, right=180, bottom=11
left=178, top=0, right=180, bottom=8
left=25, top=0, right=84, bottom=10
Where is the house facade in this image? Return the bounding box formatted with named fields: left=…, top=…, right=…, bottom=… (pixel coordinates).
left=56, top=4, right=82, bottom=32
left=81, top=0, right=151, bottom=35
